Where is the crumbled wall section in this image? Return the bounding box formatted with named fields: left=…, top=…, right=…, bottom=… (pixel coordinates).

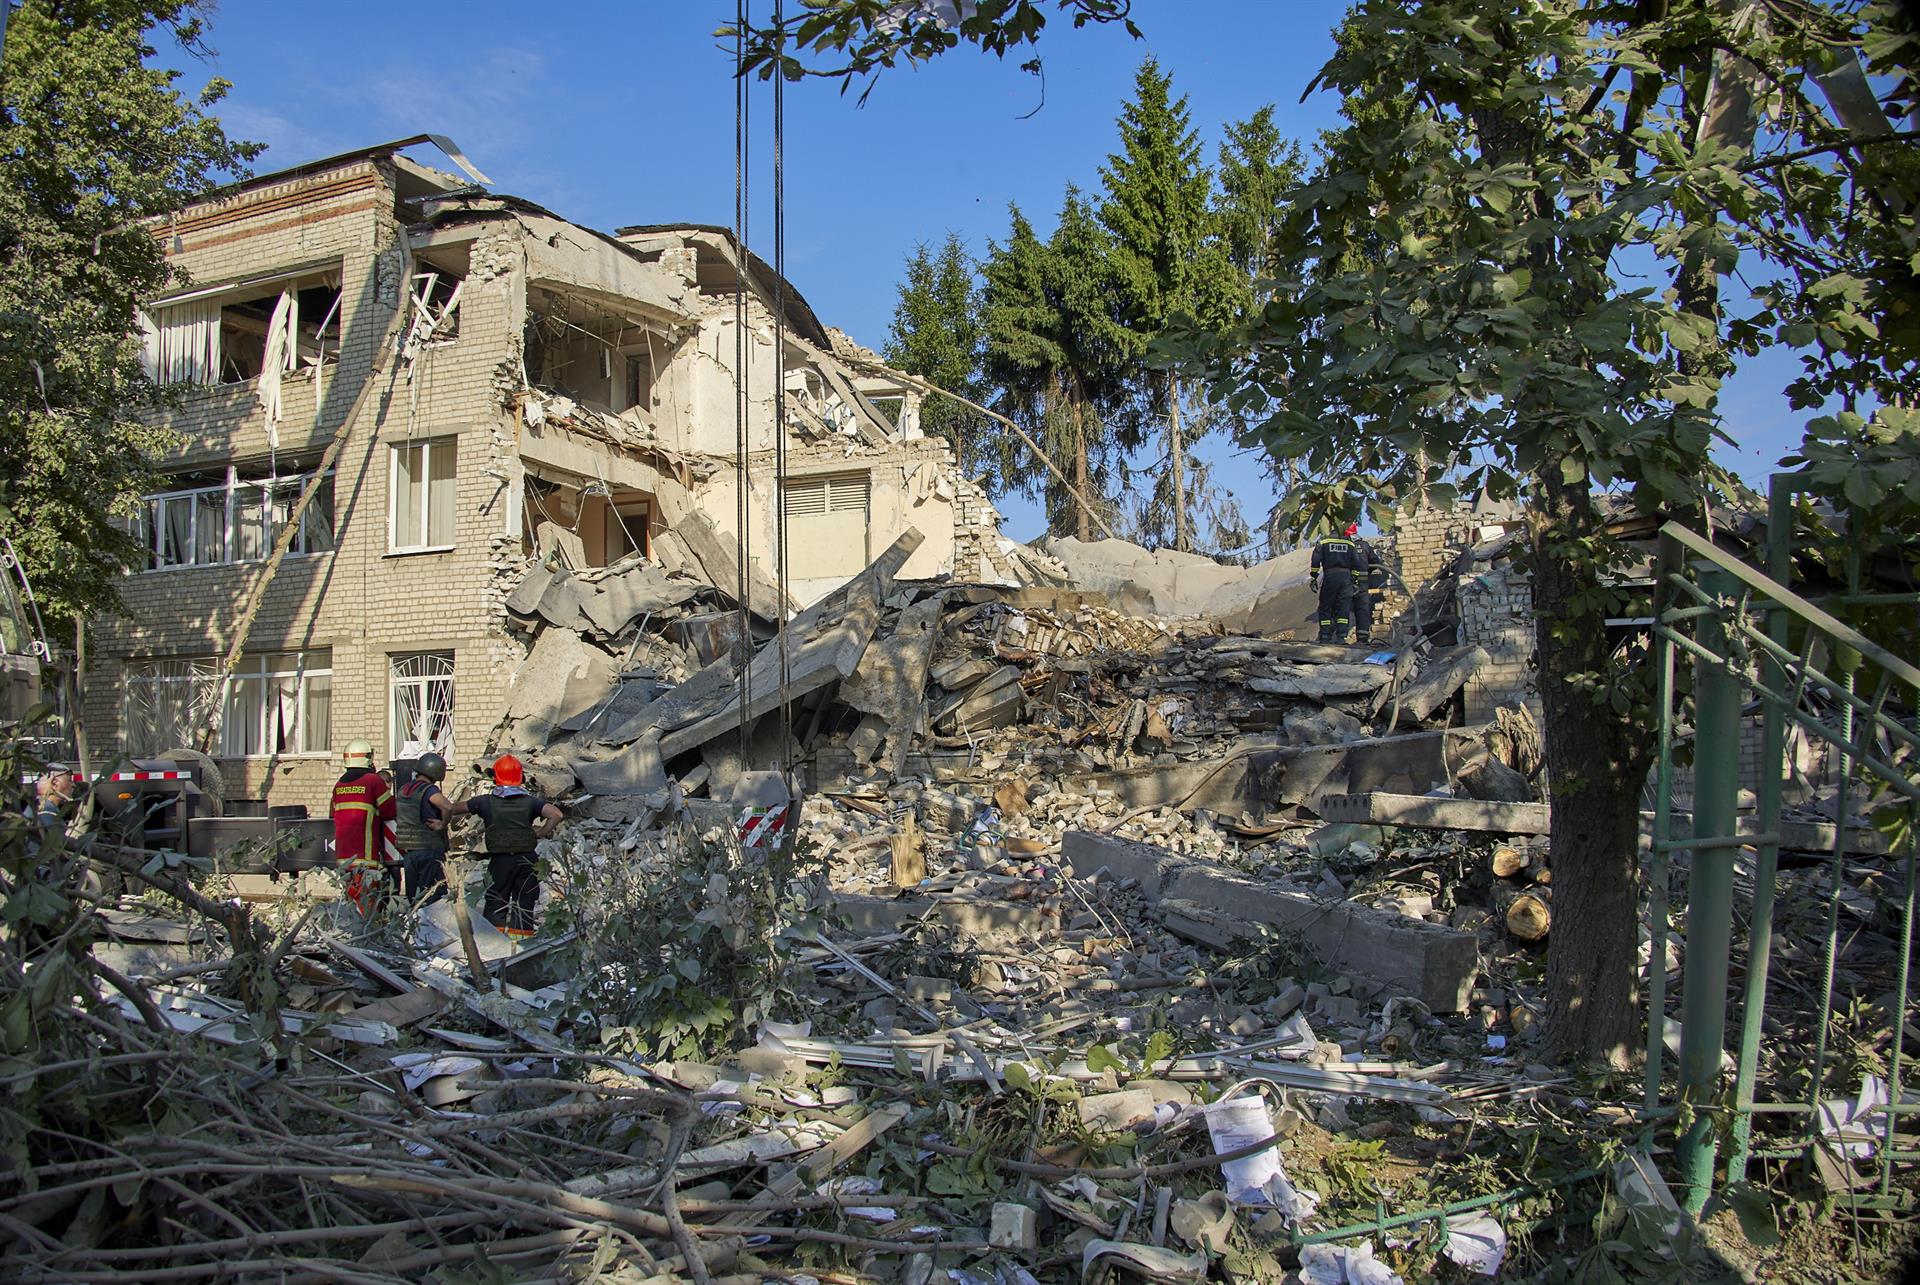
left=1456, top=566, right=1539, bottom=724
left=1391, top=508, right=1473, bottom=589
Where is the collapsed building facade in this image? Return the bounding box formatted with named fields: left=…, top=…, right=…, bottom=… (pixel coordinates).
left=82, top=138, right=1017, bottom=810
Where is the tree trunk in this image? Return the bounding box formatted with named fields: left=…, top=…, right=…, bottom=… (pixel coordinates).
left=1168, top=372, right=1189, bottom=553
left=1073, top=392, right=1092, bottom=544
left=1534, top=467, right=1650, bottom=1069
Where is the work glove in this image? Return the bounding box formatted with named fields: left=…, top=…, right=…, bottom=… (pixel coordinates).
left=1309, top=573, right=1320, bottom=592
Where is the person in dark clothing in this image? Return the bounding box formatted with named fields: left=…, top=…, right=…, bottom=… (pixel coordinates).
left=1355, top=539, right=1389, bottom=644
left=1309, top=523, right=1362, bottom=643
left=467, top=754, right=563, bottom=940
left=395, top=752, right=464, bottom=905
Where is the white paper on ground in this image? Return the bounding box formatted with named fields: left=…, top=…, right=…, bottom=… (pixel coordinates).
left=1298, top=1241, right=1404, bottom=1285
left=1443, top=1214, right=1507, bottom=1275
left=1202, top=1093, right=1320, bottom=1222
left=389, top=1052, right=483, bottom=1093
left=1816, top=1075, right=1890, bottom=1159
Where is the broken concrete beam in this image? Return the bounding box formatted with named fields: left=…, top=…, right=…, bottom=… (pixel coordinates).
left=840, top=593, right=943, bottom=776
left=580, top=563, right=700, bottom=635
left=1399, top=645, right=1491, bottom=721
left=1062, top=830, right=1189, bottom=898
left=1064, top=830, right=1478, bottom=1012
left=673, top=510, right=788, bottom=623
left=1245, top=662, right=1390, bottom=700
left=656, top=530, right=925, bottom=760
left=1318, top=792, right=1551, bottom=834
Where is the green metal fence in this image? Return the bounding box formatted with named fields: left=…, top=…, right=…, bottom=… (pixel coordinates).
left=1647, top=477, right=1919, bottom=1217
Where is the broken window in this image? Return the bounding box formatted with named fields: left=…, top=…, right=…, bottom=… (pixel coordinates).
left=389, top=651, right=454, bottom=760
left=401, top=267, right=464, bottom=358
left=391, top=437, right=458, bottom=552
left=137, top=465, right=334, bottom=571
left=123, top=650, right=331, bottom=757
left=140, top=268, right=343, bottom=387
left=867, top=395, right=905, bottom=426
left=521, top=475, right=652, bottom=568
left=782, top=472, right=872, bottom=580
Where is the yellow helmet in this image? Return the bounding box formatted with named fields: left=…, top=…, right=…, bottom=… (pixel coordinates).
left=343, top=738, right=375, bottom=766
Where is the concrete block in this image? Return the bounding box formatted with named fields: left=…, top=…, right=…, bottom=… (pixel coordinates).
left=989, top=1202, right=1038, bottom=1250
left=1076, top=829, right=1479, bottom=1013
left=1062, top=830, right=1191, bottom=899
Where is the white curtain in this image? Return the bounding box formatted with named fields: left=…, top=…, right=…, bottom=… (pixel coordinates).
left=257, top=291, right=295, bottom=448
left=140, top=301, right=221, bottom=386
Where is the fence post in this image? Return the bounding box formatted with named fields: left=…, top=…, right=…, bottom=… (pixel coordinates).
left=1676, top=566, right=1741, bottom=1214
left=1727, top=481, right=1792, bottom=1182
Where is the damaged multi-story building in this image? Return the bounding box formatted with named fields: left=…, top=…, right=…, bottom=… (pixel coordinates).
left=83, top=137, right=1022, bottom=811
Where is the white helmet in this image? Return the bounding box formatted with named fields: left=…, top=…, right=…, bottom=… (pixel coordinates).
left=343, top=738, right=375, bottom=767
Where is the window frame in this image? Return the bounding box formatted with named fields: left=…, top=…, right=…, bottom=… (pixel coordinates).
left=123, top=650, right=332, bottom=759
left=388, top=437, right=459, bottom=555
left=388, top=651, right=455, bottom=761
left=135, top=466, right=335, bottom=573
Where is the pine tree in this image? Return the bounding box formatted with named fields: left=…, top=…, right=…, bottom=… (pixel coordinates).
left=883, top=234, right=988, bottom=480
left=1216, top=105, right=1305, bottom=292
left=1098, top=57, right=1240, bottom=553
left=980, top=191, right=1134, bottom=541
left=1215, top=106, right=1308, bottom=547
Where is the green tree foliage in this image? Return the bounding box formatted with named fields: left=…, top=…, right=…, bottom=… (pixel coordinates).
left=980, top=190, right=1135, bottom=540
left=1162, top=0, right=1919, bottom=1065
left=1098, top=57, right=1242, bottom=552
left=0, top=0, right=259, bottom=627
left=730, top=0, right=1139, bottom=103
left=1215, top=105, right=1306, bottom=289
left=884, top=233, right=993, bottom=481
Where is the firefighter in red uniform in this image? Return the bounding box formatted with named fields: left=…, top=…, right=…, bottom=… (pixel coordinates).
left=331, top=739, right=397, bottom=916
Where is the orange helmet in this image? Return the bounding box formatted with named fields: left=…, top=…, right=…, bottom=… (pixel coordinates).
left=492, top=754, right=523, bottom=787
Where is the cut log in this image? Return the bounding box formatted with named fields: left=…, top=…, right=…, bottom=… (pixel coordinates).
left=1490, top=844, right=1532, bottom=880
left=1502, top=888, right=1551, bottom=941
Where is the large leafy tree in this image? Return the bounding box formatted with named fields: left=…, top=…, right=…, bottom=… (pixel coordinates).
left=1164, top=0, right=1920, bottom=1066
left=1098, top=57, right=1240, bottom=552
left=980, top=190, right=1135, bottom=541
left=884, top=234, right=992, bottom=481
left=0, top=0, right=259, bottom=627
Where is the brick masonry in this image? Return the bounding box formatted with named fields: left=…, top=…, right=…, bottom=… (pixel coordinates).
left=86, top=154, right=990, bottom=813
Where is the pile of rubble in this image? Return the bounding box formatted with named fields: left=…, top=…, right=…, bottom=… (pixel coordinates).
left=16, top=527, right=1912, bottom=1282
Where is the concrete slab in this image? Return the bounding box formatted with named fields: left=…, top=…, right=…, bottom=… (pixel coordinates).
left=1064, top=830, right=1478, bottom=1012
left=1399, top=645, right=1491, bottom=721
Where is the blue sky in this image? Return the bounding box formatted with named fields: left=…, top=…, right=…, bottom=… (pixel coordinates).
left=187, top=0, right=1817, bottom=541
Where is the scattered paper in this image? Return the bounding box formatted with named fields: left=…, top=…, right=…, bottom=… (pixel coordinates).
left=389, top=1052, right=483, bottom=1093
left=1299, top=1241, right=1403, bottom=1285
left=1203, top=1093, right=1320, bottom=1221
left=1816, top=1075, right=1889, bottom=1160
left=1444, top=1215, right=1507, bottom=1275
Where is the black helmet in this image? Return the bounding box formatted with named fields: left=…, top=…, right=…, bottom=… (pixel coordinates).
left=415, top=752, right=447, bottom=783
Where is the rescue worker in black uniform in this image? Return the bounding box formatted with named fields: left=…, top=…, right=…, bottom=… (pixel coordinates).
left=467, top=754, right=564, bottom=940
left=395, top=752, right=464, bottom=905
left=1310, top=522, right=1362, bottom=643
left=1355, top=538, right=1389, bottom=644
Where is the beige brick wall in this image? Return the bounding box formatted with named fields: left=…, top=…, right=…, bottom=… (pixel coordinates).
left=1456, top=566, right=1540, bottom=724
left=85, top=162, right=524, bottom=812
